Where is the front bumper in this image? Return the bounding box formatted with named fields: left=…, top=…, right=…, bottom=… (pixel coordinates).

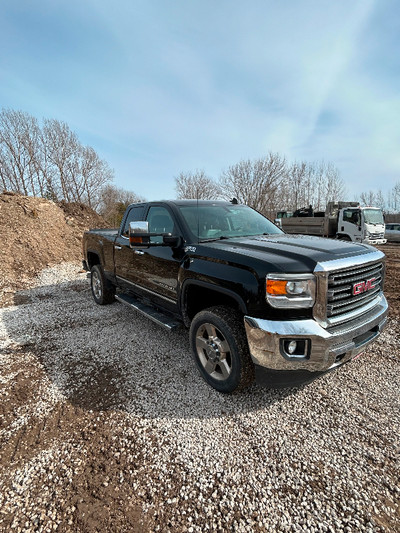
left=363, top=238, right=387, bottom=245
left=244, top=295, right=388, bottom=388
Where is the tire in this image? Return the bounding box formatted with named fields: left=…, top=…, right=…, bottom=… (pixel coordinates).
left=189, top=306, right=255, bottom=393
left=336, top=234, right=351, bottom=241
left=90, top=264, right=115, bottom=305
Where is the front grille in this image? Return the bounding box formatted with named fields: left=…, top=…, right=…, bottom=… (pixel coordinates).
left=326, top=261, right=384, bottom=321
left=369, top=232, right=384, bottom=239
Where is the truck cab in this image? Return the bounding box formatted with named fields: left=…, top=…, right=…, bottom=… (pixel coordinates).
left=338, top=207, right=386, bottom=245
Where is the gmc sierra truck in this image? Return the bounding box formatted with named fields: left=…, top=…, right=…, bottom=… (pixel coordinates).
left=82, top=200, right=388, bottom=393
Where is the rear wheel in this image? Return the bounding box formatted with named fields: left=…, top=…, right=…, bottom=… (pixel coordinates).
left=90, top=265, right=115, bottom=305
left=189, top=306, right=255, bottom=393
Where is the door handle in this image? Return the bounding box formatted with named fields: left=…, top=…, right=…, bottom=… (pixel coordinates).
left=114, top=245, right=122, bottom=250
left=134, top=250, right=145, bottom=255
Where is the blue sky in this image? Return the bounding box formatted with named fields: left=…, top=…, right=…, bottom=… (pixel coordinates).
left=1, top=0, right=399, bottom=201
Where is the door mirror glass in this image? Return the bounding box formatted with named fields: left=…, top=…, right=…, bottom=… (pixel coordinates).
left=129, top=221, right=150, bottom=247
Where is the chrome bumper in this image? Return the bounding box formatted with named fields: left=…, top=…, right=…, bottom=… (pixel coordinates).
left=244, top=295, right=388, bottom=373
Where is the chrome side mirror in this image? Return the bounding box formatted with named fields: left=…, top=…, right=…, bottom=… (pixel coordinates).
left=129, top=221, right=150, bottom=247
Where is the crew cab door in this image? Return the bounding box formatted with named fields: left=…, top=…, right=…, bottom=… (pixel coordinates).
left=114, top=205, right=146, bottom=284
left=115, top=204, right=183, bottom=313
left=135, top=205, right=182, bottom=309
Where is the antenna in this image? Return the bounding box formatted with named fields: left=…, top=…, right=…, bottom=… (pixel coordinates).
left=197, top=187, right=199, bottom=244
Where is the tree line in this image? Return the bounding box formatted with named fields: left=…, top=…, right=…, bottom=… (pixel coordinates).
left=359, top=185, right=400, bottom=213
left=4, top=107, right=396, bottom=222
left=0, top=108, right=116, bottom=209
left=175, top=154, right=346, bottom=218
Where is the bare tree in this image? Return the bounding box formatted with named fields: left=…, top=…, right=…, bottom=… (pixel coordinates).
left=219, top=153, right=287, bottom=216
left=98, top=184, right=145, bottom=226
left=324, top=162, right=346, bottom=204
left=175, top=170, right=220, bottom=200
left=0, top=109, right=41, bottom=195
left=388, top=182, right=400, bottom=212
left=283, top=161, right=309, bottom=211
left=281, top=160, right=345, bottom=212
left=374, top=190, right=385, bottom=210
left=360, top=190, right=376, bottom=206
left=0, top=108, right=115, bottom=206
left=79, top=146, right=114, bottom=208
left=42, top=119, right=81, bottom=202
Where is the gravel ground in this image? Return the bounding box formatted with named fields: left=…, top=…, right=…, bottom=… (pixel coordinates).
left=0, top=262, right=399, bottom=532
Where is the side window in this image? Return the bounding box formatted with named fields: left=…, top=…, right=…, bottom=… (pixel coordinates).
left=343, top=209, right=360, bottom=225
left=122, top=206, right=145, bottom=237
left=146, top=206, right=175, bottom=244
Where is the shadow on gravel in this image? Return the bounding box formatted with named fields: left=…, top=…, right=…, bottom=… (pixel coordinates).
left=2, top=279, right=300, bottom=421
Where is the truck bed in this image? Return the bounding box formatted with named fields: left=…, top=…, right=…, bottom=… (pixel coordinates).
left=87, top=228, right=119, bottom=238
left=281, top=217, right=326, bottom=236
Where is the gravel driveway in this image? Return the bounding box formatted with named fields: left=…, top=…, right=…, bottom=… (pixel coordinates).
left=1, top=263, right=399, bottom=532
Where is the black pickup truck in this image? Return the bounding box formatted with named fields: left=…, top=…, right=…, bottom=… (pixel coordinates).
left=82, top=200, right=388, bottom=393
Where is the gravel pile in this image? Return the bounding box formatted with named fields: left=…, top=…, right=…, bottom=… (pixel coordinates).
left=0, top=263, right=399, bottom=532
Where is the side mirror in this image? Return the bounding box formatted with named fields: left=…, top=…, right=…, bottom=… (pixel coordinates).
left=129, top=221, right=181, bottom=248
left=129, top=221, right=150, bottom=247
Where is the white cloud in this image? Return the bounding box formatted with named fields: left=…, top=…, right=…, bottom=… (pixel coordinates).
left=1, top=0, right=398, bottom=201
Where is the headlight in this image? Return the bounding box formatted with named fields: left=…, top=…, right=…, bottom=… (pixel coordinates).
left=266, top=274, right=316, bottom=308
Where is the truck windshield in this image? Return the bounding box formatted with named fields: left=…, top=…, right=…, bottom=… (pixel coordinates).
left=179, top=204, right=283, bottom=241
left=363, top=209, right=384, bottom=225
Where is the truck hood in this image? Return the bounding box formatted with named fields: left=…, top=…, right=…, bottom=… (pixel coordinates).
left=203, top=233, right=376, bottom=273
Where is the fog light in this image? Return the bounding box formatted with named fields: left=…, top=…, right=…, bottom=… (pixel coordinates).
left=288, top=340, right=297, bottom=354
left=282, top=339, right=309, bottom=358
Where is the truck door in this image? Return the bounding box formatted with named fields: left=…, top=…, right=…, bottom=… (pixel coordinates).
left=114, top=205, right=145, bottom=287
left=134, top=205, right=182, bottom=311
left=115, top=205, right=182, bottom=313
left=339, top=209, right=362, bottom=241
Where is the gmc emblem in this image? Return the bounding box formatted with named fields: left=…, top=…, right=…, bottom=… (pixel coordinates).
left=353, top=278, right=376, bottom=296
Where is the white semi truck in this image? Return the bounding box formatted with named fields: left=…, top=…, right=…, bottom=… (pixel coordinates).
left=276, top=202, right=386, bottom=245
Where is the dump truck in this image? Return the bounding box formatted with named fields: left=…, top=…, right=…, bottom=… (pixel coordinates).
left=276, top=202, right=386, bottom=244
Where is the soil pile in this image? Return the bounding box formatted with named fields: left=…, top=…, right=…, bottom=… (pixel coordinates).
left=379, top=243, right=400, bottom=317
left=0, top=192, right=105, bottom=305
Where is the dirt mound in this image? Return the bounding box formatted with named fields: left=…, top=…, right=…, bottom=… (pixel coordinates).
left=0, top=192, right=105, bottom=305
left=379, top=244, right=400, bottom=317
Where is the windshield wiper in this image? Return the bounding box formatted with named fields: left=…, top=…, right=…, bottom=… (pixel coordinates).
left=200, top=235, right=230, bottom=243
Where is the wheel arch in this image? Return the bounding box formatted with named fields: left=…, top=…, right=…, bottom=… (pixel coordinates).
left=86, top=250, right=102, bottom=269
left=180, top=279, right=247, bottom=327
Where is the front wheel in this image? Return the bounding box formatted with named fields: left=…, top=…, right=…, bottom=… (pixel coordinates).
left=90, top=265, right=115, bottom=305
left=189, top=306, right=255, bottom=393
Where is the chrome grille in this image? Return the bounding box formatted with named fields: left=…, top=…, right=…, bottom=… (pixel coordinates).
left=327, top=261, right=383, bottom=320
left=369, top=232, right=384, bottom=239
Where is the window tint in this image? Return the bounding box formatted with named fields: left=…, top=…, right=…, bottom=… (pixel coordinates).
left=122, top=206, right=145, bottom=237
left=146, top=206, right=175, bottom=243
left=343, top=209, right=360, bottom=225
